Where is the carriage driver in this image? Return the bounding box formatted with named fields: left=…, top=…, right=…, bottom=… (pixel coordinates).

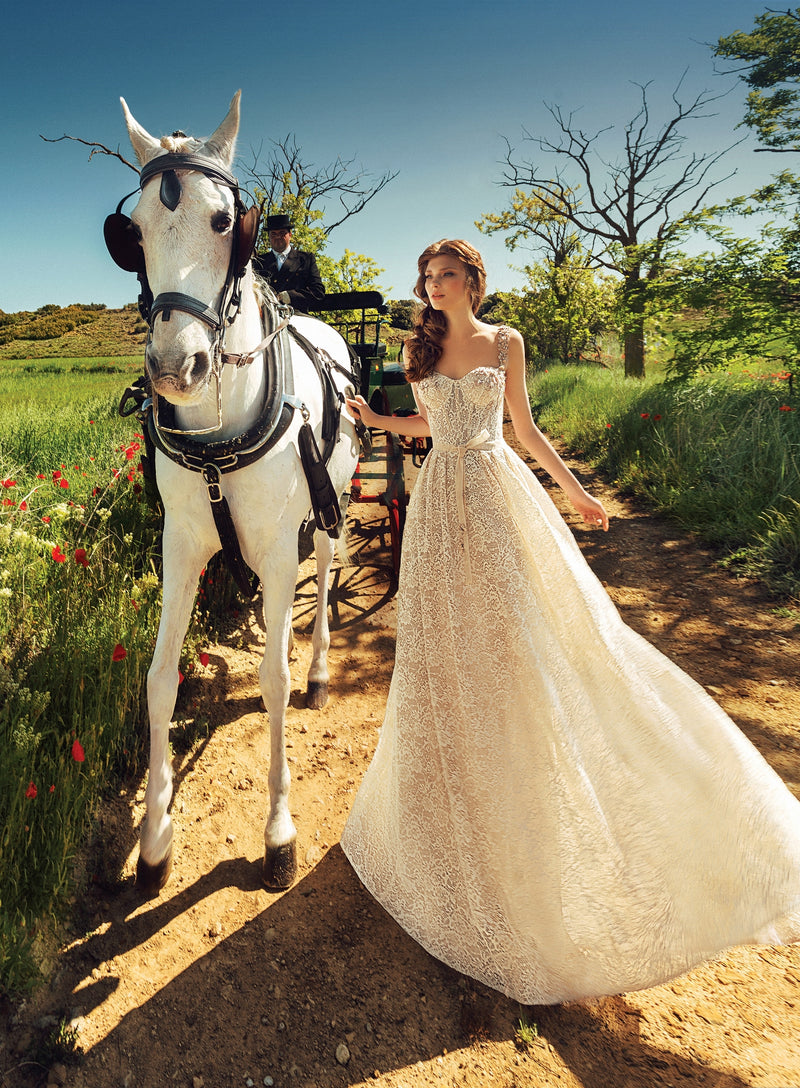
left=253, top=213, right=325, bottom=313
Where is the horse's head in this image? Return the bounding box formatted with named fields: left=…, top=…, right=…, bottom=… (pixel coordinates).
left=121, top=93, right=245, bottom=404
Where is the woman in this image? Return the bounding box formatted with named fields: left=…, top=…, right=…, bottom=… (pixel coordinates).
left=341, top=239, right=800, bottom=1005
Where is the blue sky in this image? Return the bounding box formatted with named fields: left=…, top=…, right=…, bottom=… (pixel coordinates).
left=0, top=0, right=781, bottom=312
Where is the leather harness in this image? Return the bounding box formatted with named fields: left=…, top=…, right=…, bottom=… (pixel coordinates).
left=109, top=150, right=358, bottom=598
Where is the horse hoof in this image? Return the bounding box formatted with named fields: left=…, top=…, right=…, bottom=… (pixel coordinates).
left=262, top=842, right=297, bottom=890
left=306, top=681, right=329, bottom=710
left=136, top=846, right=173, bottom=896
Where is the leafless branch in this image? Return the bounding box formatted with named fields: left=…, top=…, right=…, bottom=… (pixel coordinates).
left=39, top=133, right=139, bottom=172
left=243, top=133, right=398, bottom=235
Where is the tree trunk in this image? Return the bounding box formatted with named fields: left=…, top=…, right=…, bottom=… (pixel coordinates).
left=622, top=276, right=646, bottom=378
left=624, top=328, right=645, bottom=377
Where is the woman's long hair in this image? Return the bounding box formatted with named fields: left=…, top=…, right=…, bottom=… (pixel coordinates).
left=403, top=239, right=487, bottom=383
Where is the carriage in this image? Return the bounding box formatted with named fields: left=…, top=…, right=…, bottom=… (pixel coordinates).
left=308, top=290, right=427, bottom=575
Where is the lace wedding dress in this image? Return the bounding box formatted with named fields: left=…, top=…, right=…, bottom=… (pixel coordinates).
left=341, top=326, right=800, bottom=1005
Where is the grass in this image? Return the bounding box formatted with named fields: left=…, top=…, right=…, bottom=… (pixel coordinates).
left=529, top=360, right=800, bottom=595
left=0, top=358, right=223, bottom=996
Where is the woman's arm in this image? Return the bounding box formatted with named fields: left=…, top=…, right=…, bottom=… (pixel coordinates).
left=345, top=391, right=432, bottom=437
left=503, top=329, right=609, bottom=531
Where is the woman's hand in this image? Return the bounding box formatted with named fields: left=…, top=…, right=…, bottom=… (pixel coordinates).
left=570, top=490, right=610, bottom=531
left=345, top=394, right=380, bottom=429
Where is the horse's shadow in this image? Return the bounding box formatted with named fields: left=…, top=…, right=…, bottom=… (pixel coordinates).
left=62, top=848, right=755, bottom=1088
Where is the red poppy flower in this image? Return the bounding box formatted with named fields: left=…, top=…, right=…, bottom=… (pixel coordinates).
left=2, top=499, right=13, bottom=507
left=640, top=412, right=650, bottom=419
left=52, top=545, right=66, bottom=563
left=71, top=738, right=85, bottom=762
left=653, top=414, right=662, bottom=421
left=52, top=470, right=61, bottom=480
left=42, top=515, right=51, bottom=524
left=133, top=483, right=142, bottom=494
left=74, top=548, right=89, bottom=569
left=37, top=473, right=45, bottom=480
left=25, top=781, right=37, bottom=799
left=199, top=652, right=210, bottom=668
left=19, top=500, right=27, bottom=511
left=49, top=784, right=55, bottom=793
left=112, top=644, right=127, bottom=662
left=779, top=405, right=794, bottom=412
left=605, top=423, right=612, bottom=429
left=2, top=479, right=16, bottom=488
left=59, top=478, right=69, bottom=490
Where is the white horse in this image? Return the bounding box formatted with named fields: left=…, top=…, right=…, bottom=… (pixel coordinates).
left=110, top=92, right=359, bottom=893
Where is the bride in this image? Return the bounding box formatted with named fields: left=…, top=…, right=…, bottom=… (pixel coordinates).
left=341, top=238, right=800, bottom=1005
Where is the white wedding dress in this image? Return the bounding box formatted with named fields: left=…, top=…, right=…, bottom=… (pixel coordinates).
left=341, top=326, right=800, bottom=1005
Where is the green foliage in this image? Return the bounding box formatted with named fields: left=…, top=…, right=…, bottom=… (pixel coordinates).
left=530, top=364, right=800, bottom=593
left=658, top=174, right=800, bottom=380
left=388, top=299, right=417, bottom=331
left=482, top=262, right=617, bottom=369
left=717, top=8, right=800, bottom=149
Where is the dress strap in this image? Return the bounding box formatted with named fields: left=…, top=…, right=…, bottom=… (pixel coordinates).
left=496, top=325, right=511, bottom=371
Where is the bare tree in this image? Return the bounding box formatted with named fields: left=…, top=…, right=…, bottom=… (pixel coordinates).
left=495, top=80, right=739, bottom=376
left=244, top=134, right=398, bottom=241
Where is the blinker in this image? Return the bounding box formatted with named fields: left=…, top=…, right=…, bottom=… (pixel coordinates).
left=160, top=170, right=182, bottom=211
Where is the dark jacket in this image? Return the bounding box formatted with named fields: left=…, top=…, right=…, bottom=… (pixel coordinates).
left=253, top=248, right=325, bottom=312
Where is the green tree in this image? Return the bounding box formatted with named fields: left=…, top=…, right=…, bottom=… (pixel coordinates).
left=717, top=8, right=800, bottom=151
left=487, top=82, right=737, bottom=377
left=659, top=173, right=800, bottom=379
left=483, top=262, right=616, bottom=369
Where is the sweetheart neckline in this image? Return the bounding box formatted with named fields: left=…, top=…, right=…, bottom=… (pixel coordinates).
left=428, top=365, right=504, bottom=382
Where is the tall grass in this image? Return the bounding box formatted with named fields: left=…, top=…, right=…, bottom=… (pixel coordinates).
left=530, top=364, right=800, bottom=594
left=0, top=361, right=168, bottom=993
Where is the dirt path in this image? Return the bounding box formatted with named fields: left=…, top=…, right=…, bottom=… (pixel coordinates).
left=3, top=420, right=800, bottom=1088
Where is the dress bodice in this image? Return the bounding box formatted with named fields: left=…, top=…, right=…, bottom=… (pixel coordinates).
left=416, top=326, right=510, bottom=448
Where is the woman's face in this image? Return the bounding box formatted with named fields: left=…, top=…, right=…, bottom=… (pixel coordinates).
left=423, top=255, right=470, bottom=311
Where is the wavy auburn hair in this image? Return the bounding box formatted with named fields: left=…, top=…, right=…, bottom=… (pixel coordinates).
left=403, top=239, right=487, bottom=383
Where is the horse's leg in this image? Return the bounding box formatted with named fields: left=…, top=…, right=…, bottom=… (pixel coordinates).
left=260, top=547, right=301, bottom=890
left=137, top=528, right=208, bottom=895
left=306, top=528, right=335, bottom=710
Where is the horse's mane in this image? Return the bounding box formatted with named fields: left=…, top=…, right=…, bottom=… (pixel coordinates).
left=157, top=134, right=203, bottom=154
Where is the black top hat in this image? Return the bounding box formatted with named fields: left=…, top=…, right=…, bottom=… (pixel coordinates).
left=266, top=213, right=291, bottom=232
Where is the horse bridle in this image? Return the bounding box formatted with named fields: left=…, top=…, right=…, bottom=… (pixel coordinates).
left=104, top=151, right=269, bottom=434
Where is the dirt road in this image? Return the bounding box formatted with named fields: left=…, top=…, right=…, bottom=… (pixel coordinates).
left=3, top=422, right=800, bottom=1088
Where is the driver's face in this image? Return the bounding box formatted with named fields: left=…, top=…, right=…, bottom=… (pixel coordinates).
left=269, top=229, right=291, bottom=251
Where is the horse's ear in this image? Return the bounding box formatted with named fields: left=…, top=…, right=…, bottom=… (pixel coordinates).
left=120, top=97, right=161, bottom=166
left=202, top=91, right=241, bottom=168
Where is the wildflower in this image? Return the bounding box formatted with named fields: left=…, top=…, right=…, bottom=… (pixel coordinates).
left=653, top=414, right=662, bottom=421
left=779, top=405, right=794, bottom=412
left=49, top=785, right=55, bottom=793
left=42, top=516, right=51, bottom=524
left=640, top=412, right=650, bottom=419
left=58, top=478, right=69, bottom=490
left=112, top=644, right=127, bottom=662
left=25, top=781, right=37, bottom=799
left=199, top=652, right=210, bottom=668
left=19, top=500, right=27, bottom=511
left=605, top=423, right=612, bottom=429
left=2, top=479, right=16, bottom=488
left=36, top=473, right=45, bottom=480
left=52, top=545, right=66, bottom=563
left=52, top=470, right=61, bottom=480
left=74, top=548, right=89, bottom=569
left=71, top=738, right=85, bottom=762
left=2, top=499, right=13, bottom=507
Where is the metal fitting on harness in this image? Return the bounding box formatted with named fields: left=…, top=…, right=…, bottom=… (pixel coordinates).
left=202, top=463, right=224, bottom=503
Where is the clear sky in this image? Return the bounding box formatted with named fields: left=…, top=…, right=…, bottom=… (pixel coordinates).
left=0, top=0, right=780, bottom=312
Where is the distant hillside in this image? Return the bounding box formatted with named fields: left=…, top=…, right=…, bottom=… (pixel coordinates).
left=0, top=303, right=146, bottom=359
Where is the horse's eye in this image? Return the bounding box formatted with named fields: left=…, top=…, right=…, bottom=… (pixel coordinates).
left=211, top=212, right=232, bottom=234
